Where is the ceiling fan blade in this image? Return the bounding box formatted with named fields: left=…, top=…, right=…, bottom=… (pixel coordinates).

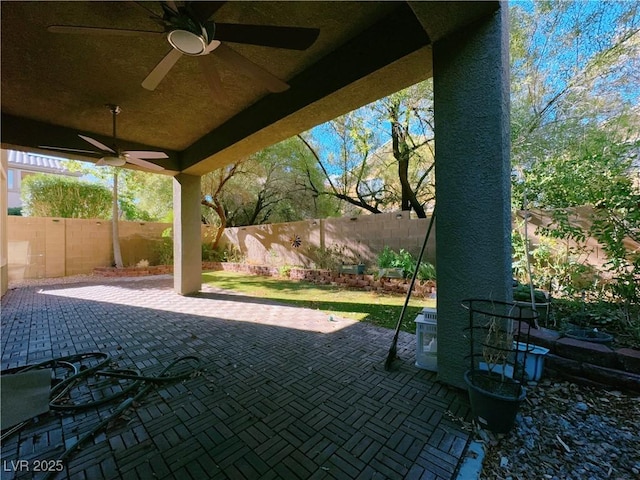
left=47, top=25, right=163, bottom=37
left=165, top=1, right=179, bottom=14
left=79, top=134, right=116, bottom=153
left=38, top=145, right=98, bottom=155
left=123, top=150, right=169, bottom=159
left=125, top=156, right=165, bottom=171
left=199, top=55, right=225, bottom=100
left=142, top=49, right=183, bottom=91
left=214, top=44, right=289, bottom=93
left=191, top=2, right=227, bottom=22
left=214, top=23, right=320, bottom=50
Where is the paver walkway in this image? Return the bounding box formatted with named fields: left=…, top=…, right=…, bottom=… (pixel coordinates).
left=1, top=276, right=472, bottom=479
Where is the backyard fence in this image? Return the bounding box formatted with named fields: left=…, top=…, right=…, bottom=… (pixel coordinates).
left=7, top=211, right=436, bottom=282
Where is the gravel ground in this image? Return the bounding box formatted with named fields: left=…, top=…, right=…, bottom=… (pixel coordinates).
left=478, top=379, right=640, bottom=480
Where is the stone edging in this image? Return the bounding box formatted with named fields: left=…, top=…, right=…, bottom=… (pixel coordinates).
left=524, top=325, right=640, bottom=392
left=93, top=262, right=437, bottom=297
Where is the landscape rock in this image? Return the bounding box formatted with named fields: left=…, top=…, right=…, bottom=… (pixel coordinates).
left=476, top=379, right=640, bottom=479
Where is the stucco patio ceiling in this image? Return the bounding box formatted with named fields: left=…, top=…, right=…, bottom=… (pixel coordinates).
left=1, top=1, right=498, bottom=176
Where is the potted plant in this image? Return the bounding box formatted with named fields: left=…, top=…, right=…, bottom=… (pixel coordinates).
left=339, top=263, right=366, bottom=275
left=377, top=246, right=412, bottom=278
left=512, top=283, right=551, bottom=326
left=563, top=293, right=614, bottom=344
left=338, top=249, right=365, bottom=275
left=462, top=299, right=536, bottom=433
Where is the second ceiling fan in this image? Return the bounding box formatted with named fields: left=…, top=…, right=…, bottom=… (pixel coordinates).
left=40, top=104, right=168, bottom=171
left=47, top=1, right=320, bottom=97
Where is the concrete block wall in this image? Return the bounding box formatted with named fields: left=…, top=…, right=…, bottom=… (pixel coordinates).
left=7, top=217, right=170, bottom=281
left=221, top=211, right=436, bottom=269
left=8, top=212, right=435, bottom=281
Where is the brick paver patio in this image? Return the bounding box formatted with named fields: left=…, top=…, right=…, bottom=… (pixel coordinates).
left=1, top=276, right=472, bottom=479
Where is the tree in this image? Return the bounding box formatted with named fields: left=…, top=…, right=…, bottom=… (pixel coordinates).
left=299, top=80, right=435, bottom=217
left=119, top=171, right=173, bottom=222
left=21, top=174, right=111, bottom=218
left=510, top=1, right=640, bottom=310
left=201, top=162, right=241, bottom=249
left=65, top=160, right=173, bottom=267
left=510, top=0, right=640, bottom=187
left=201, top=137, right=338, bottom=248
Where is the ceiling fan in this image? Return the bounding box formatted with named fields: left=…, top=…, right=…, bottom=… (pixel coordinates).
left=40, top=105, right=167, bottom=171
left=47, top=1, right=320, bottom=96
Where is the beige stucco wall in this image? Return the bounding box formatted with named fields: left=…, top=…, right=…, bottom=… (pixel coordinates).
left=7, top=212, right=437, bottom=282
left=7, top=217, right=170, bottom=282
left=221, top=211, right=437, bottom=268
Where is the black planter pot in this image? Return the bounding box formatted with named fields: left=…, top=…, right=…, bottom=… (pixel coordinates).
left=464, top=370, right=526, bottom=434
left=564, top=329, right=613, bottom=344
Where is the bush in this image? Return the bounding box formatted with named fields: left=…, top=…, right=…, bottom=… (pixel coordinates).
left=21, top=174, right=111, bottom=218
left=377, top=246, right=416, bottom=278
left=306, top=244, right=353, bottom=271
left=513, top=283, right=548, bottom=303
left=417, top=262, right=436, bottom=281
left=155, top=238, right=173, bottom=265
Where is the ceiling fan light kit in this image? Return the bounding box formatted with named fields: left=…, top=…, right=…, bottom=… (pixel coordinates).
left=167, top=27, right=207, bottom=55
left=100, top=156, right=127, bottom=167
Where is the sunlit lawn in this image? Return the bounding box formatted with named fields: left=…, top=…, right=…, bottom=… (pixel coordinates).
left=202, top=271, right=435, bottom=332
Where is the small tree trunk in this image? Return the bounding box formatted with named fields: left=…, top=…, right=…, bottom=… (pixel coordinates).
left=112, top=170, right=124, bottom=268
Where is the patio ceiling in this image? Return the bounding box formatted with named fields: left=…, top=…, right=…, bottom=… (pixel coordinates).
left=1, top=1, right=498, bottom=176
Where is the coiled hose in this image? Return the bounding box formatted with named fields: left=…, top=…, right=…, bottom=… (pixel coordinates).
left=2, top=352, right=201, bottom=479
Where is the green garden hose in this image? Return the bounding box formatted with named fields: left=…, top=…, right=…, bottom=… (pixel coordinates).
left=2, top=352, right=201, bottom=480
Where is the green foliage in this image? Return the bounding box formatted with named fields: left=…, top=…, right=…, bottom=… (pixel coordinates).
left=202, top=270, right=432, bottom=333
left=417, top=262, right=436, bottom=281
left=512, top=228, right=598, bottom=295
left=305, top=244, right=358, bottom=271
left=302, top=80, right=435, bottom=217
left=155, top=237, right=173, bottom=265
left=21, top=174, right=111, bottom=218
left=278, top=265, right=293, bottom=278
left=377, top=247, right=416, bottom=278
left=203, top=137, right=339, bottom=230
left=377, top=246, right=397, bottom=269
left=513, top=283, right=548, bottom=304
left=219, top=244, right=245, bottom=263
left=66, top=161, right=173, bottom=221
left=7, top=207, right=22, bottom=216
left=553, top=297, right=639, bottom=348
left=202, top=243, right=221, bottom=262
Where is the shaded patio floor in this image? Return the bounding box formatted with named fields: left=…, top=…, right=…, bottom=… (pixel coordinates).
left=1, top=276, right=472, bottom=479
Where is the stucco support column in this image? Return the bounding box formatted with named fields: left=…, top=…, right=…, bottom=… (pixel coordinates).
left=173, top=173, right=202, bottom=295
left=0, top=150, right=8, bottom=297
left=433, top=6, right=511, bottom=388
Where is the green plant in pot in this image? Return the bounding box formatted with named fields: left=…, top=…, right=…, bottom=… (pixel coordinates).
left=377, top=246, right=413, bottom=278
left=513, top=283, right=551, bottom=326
left=462, top=299, right=535, bottom=434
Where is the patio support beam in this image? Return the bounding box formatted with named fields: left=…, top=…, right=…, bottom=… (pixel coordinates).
left=173, top=173, right=202, bottom=295
left=432, top=5, right=511, bottom=389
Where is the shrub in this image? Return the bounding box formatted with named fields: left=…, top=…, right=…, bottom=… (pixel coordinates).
left=21, top=174, right=111, bottom=218
left=377, top=246, right=416, bottom=278
left=417, top=262, right=436, bottom=281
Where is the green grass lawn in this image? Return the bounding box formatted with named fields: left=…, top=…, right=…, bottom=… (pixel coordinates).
left=202, top=271, right=435, bottom=332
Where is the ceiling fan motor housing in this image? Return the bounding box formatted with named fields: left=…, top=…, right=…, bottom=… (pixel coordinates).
left=164, top=4, right=214, bottom=56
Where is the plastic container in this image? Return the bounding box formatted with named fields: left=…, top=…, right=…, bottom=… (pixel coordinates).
left=514, top=342, right=549, bottom=381
left=415, top=307, right=437, bottom=371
